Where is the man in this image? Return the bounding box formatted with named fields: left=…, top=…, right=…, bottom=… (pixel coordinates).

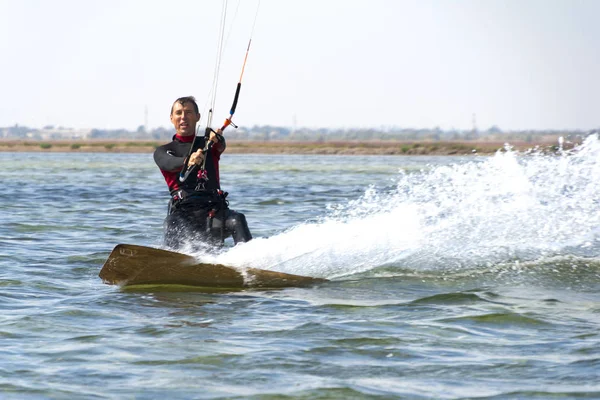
left=153, top=96, right=252, bottom=250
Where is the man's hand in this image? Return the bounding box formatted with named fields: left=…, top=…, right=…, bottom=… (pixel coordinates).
left=208, top=128, right=223, bottom=143
left=188, top=149, right=205, bottom=166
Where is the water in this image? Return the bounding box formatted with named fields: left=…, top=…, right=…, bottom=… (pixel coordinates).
left=1, top=137, right=600, bottom=399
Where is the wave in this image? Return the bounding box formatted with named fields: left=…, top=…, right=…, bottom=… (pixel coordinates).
left=208, top=135, right=600, bottom=281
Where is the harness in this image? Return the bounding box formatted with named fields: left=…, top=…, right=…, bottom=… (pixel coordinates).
left=169, top=188, right=229, bottom=213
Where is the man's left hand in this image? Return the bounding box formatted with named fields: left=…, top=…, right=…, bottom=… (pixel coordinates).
left=209, top=129, right=223, bottom=143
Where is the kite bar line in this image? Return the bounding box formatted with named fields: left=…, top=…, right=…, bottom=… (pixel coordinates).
left=180, top=0, right=260, bottom=183
left=179, top=1, right=229, bottom=183
left=221, top=0, right=260, bottom=131
left=206, top=0, right=229, bottom=130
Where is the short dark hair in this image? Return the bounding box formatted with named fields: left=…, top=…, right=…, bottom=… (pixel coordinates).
left=171, top=96, right=199, bottom=115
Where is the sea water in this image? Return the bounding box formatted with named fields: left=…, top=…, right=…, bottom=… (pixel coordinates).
left=1, top=137, right=599, bottom=399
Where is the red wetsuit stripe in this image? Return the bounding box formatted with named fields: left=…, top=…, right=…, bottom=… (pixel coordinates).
left=176, top=134, right=194, bottom=143
left=164, top=134, right=194, bottom=191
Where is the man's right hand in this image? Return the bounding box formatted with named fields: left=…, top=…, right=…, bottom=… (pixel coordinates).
left=188, top=149, right=205, bottom=166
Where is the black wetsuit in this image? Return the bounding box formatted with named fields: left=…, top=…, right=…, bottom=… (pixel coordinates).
left=153, top=133, right=252, bottom=250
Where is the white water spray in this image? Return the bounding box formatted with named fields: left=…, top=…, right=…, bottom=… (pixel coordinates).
left=207, top=135, right=600, bottom=279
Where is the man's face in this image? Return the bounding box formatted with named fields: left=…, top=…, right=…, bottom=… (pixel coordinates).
left=170, top=101, right=200, bottom=136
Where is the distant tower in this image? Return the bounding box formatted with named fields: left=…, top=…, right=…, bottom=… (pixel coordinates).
left=144, top=105, right=149, bottom=133
left=469, top=113, right=478, bottom=139
left=292, top=114, right=297, bottom=134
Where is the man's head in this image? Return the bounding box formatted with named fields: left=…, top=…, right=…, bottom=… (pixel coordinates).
left=170, top=96, right=200, bottom=136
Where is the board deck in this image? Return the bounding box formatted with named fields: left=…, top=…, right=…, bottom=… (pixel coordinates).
left=99, top=244, right=327, bottom=289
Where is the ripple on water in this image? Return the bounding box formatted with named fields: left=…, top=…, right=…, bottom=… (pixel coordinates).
left=2, top=151, right=600, bottom=398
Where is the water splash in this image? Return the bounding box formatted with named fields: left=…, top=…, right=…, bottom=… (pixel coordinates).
left=209, top=135, right=600, bottom=279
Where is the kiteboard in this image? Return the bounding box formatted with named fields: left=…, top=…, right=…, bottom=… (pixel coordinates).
left=99, top=244, right=327, bottom=289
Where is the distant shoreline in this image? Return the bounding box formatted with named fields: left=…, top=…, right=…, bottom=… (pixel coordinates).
left=0, top=139, right=565, bottom=155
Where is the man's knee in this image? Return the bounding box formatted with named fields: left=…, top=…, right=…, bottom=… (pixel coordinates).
left=225, top=211, right=252, bottom=243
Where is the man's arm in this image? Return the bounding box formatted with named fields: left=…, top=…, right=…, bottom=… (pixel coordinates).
left=210, top=130, right=226, bottom=155
left=154, top=144, right=185, bottom=172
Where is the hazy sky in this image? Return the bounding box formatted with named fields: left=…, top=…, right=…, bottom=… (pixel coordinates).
left=1, top=0, right=598, bottom=131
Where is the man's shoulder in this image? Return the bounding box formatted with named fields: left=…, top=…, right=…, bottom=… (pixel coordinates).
left=154, top=141, right=171, bottom=155
left=155, top=137, right=185, bottom=151
left=156, top=140, right=174, bottom=149
left=153, top=138, right=182, bottom=160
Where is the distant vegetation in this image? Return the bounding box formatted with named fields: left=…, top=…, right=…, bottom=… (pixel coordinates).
left=0, top=123, right=595, bottom=155
left=0, top=123, right=595, bottom=144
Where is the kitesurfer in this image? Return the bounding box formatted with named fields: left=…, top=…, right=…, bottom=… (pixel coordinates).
left=153, top=96, right=252, bottom=250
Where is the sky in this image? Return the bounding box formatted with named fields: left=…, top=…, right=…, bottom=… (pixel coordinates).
left=1, top=0, right=599, bottom=131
